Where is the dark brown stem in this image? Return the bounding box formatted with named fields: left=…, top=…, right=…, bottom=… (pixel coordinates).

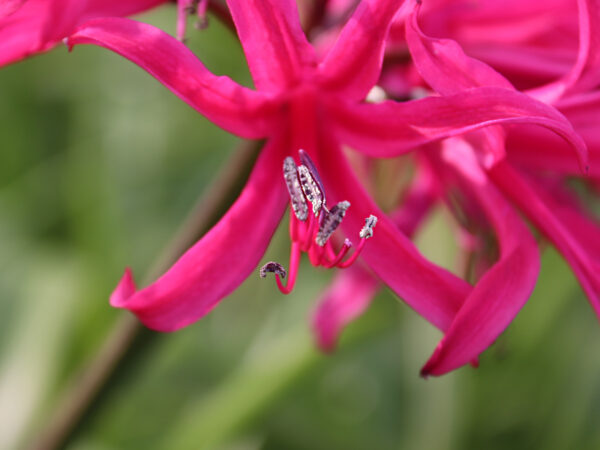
left=26, top=141, right=261, bottom=450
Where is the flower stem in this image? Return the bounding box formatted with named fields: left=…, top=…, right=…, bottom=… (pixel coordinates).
left=26, top=141, right=261, bottom=450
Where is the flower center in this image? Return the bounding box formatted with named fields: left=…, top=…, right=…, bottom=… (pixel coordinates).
left=260, top=150, right=377, bottom=294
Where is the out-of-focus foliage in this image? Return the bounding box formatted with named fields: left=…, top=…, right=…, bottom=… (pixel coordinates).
left=0, top=7, right=598, bottom=450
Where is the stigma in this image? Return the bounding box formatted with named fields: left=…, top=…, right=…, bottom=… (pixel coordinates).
left=260, top=150, right=377, bottom=294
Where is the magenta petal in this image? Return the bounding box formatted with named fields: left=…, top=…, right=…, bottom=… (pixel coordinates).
left=507, top=91, right=600, bottom=177
left=312, top=265, right=379, bottom=352
left=0, top=0, right=164, bottom=67
left=328, top=86, right=588, bottom=171
left=318, top=136, right=471, bottom=332
left=111, top=267, right=137, bottom=306
left=489, top=161, right=600, bottom=317
left=0, top=0, right=26, bottom=17
left=405, top=2, right=513, bottom=94
left=67, top=17, right=280, bottom=139
left=536, top=185, right=600, bottom=261
left=226, top=0, right=316, bottom=92
left=318, top=0, right=405, bottom=101
left=110, top=139, right=288, bottom=331
left=421, top=139, right=540, bottom=376
left=467, top=44, right=574, bottom=87
left=573, top=0, right=600, bottom=93
left=312, top=163, right=439, bottom=351
left=528, top=0, right=600, bottom=102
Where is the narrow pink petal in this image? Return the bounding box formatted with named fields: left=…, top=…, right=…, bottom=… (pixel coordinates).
left=110, top=138, right=289, bottom=331
left=328, top=86, right=588, bottom=171
left=226, top=0, right=316, bottom=92
left=421, top=138, right=540, bottom=376
left=467, top=44, right=574, bottom=89
left=312, top=163, right=440, bottom=351
left=0, top=0, right=26, bottom=17
left=405, top=2, right=513, bottom=94
left=400, top=0, right=577, bottom=88
left=312, top=265, right=379, bottom=352
left=507, top=92, right=600, bottom=177
left=507, top=125, right=600, bottom=178
left=317, top=136, right=472, bottom=332
left=528, top=0, right=600, bottom=103
left=67, top=18, right=280, bottom=139
left=318, top=0, right=406, bottom=101
left=79, top=0, right=167, bottom=18
left=489, top=161, right=600, bottom=317
left=574, top=0, right=600, bottom=92
left=425, top=0, right=575, bottom=46
left=530, top=178, right=600, bottom=261
left=0, top=0, right=164, bottom=67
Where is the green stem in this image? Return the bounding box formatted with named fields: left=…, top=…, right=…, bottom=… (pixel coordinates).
left=26, top=142, right=260, bottom=450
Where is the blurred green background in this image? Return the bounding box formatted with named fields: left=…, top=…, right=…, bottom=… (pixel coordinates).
left=0, top=7, right=599, bottom=450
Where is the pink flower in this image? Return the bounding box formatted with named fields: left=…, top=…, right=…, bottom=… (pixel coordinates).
left=314, top=0, right=599, bottom=373
left=0, top=0, right=166, bottom=67
left=66, top=0, right=587, bottom=375
left=386, top=1, right=598, bottom=375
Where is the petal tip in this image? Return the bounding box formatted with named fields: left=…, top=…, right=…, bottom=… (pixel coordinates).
left=312, top=316, right=338, bottom=354
left=110, top=267, right=137, bottom=308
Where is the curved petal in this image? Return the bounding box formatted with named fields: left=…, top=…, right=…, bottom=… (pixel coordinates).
left=67, top=17, right=280, bottom=139
left=468, top=45, right=575, bottom=86
left=507, top=92, right=600, bottom=177
left=489, top=160, right=600, bottom=317
left=327, top=86, right=588, bottom=171
left=507, top=125, right=600, bottom=178
left=527, top=0, right=600, bottom=102
left=317, top=136, right=472, bottom=332
left=530, top=177, right=600, bottom=260
left=226, top=0, right=316, bottom=92
left=110, top=138, right=289, bottom=331
left=312, top=264, right=379, bottom=352
left=405, top=2, right=513, bottom=94
left=0, top=0, right=164, bottom=67
left=317, top=0, right=406, bottom=101
left=421, top=138, right=540, bottom=376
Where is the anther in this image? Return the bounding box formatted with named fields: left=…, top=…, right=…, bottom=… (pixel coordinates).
left=298, top=149, right=326, bottom=207
left=259, top=262, right=287, bottom=279
left=315, top=201, right=350, bottom=246
left=360, top=215, right=378, bottom=239
left=283, top=157, right=308, bottom=221
left=298, top=165, right=323, bottom=215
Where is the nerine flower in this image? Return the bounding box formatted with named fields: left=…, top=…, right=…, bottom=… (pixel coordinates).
left=311, top=0, right=599, bottom=375
left=67, top=0, right=588, bottom=375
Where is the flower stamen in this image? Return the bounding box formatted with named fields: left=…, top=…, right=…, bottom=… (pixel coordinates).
left=283, top=157, right=308, bottom=221
left=316, top=201, right=350, bottom=246
left=298, top=165, right=324, bottom=215
left=259, top=151, right=377, bottom=293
